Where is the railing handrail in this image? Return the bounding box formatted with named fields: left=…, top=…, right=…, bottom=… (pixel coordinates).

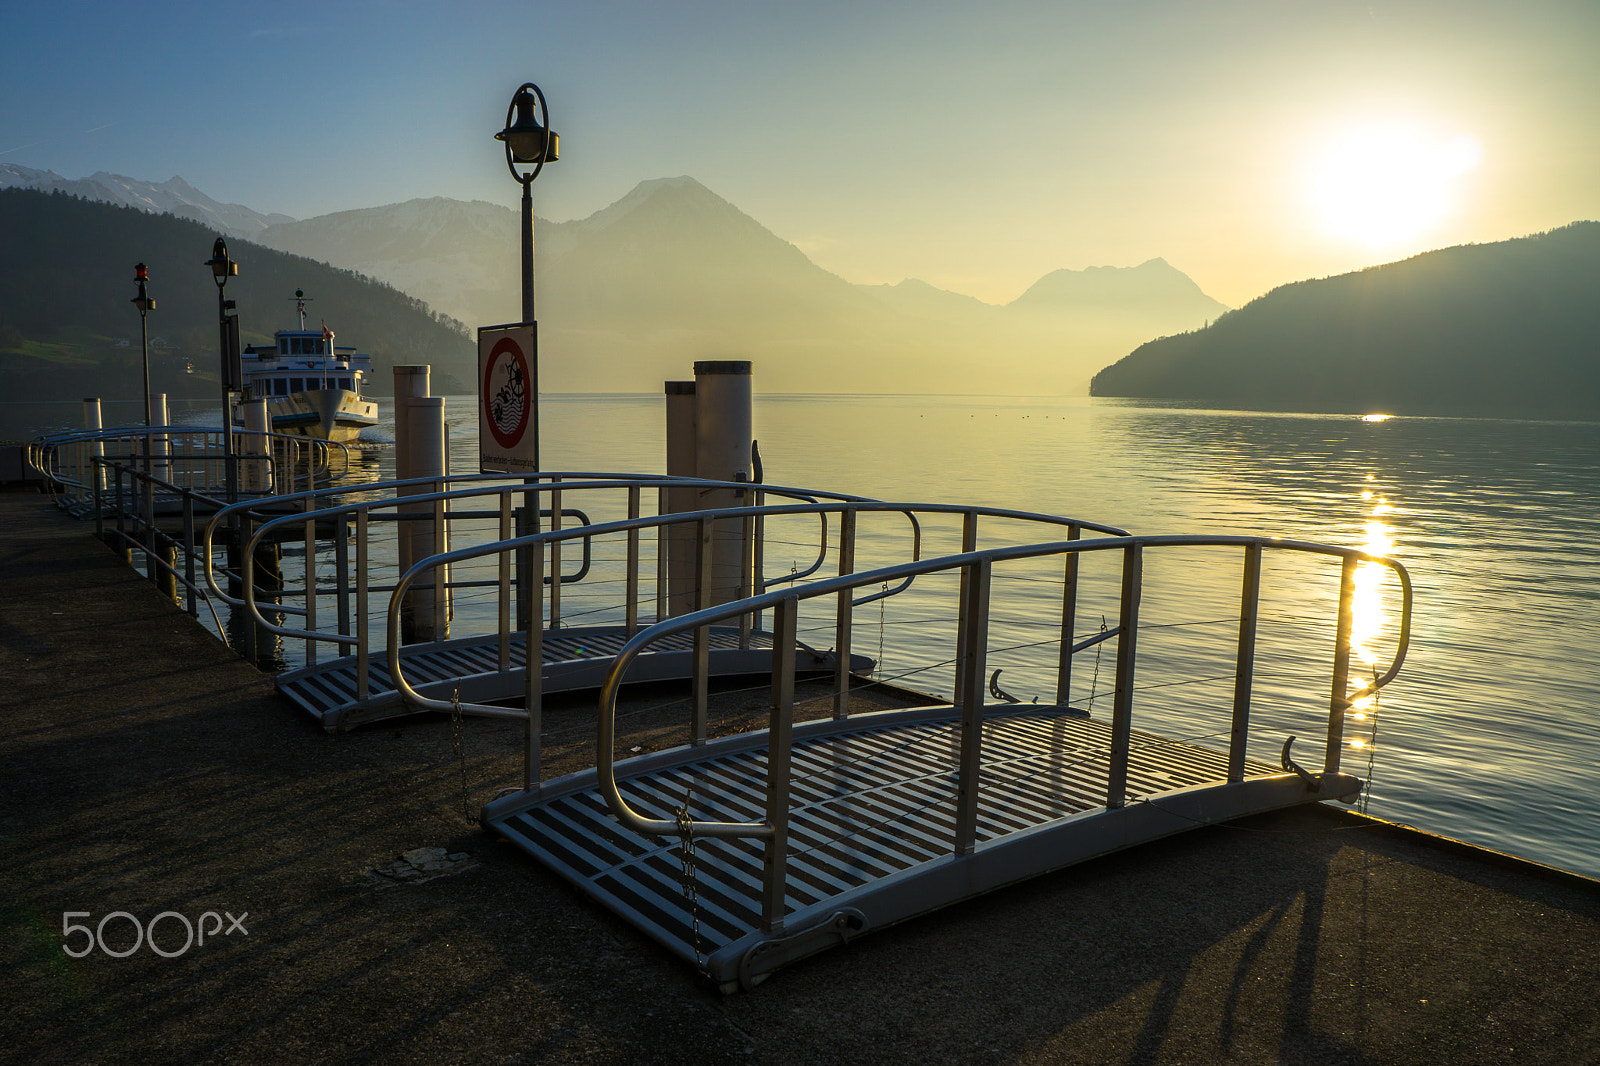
left=583, top=532, right=1411, bottom=841
left=382, top=498, right=1134, bottom=715
left=212, top=474, right=849, bottom=624
left=32, top=425, right=349, bottom=500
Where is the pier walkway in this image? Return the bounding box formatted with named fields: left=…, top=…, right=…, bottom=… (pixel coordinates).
left=3, top=490, right=1600, bottom=1062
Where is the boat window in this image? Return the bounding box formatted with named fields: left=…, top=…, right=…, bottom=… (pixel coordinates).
left=342, top=377, right=353, bottom=390
left=290, top=377, right=304, bottom=392
left=306, top=377, right=321, bottom=389
left=274, top=379, right=288, bottom=396
left=279, top=338, right=288, bottom=355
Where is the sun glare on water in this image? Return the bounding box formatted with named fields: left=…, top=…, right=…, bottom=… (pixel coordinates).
left=1308, top=124, right=1482, bottom=248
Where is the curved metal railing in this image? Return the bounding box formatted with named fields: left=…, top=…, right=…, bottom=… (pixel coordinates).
left=30, top=424, right=351, bottom=508
left=211, top=474, right=918, bottom=675
left=586, top=533, right=1411, bottom=842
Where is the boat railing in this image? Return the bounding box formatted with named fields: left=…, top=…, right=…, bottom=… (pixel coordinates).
left=381, top=496, right=1132, bottom=726
left=553, top=532, right=1411, bottom=936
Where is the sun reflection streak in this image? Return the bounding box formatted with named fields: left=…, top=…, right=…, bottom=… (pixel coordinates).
left=1347, top=493, right=1395, bottom=729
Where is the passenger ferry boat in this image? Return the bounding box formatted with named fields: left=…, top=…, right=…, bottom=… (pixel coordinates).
left=239, top=291, right=379, bottom=442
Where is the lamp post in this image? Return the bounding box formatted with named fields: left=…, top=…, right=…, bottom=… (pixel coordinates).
left=496, top=82, right=559, bottom=323
left=204, top=237, right=239, bottom=503
left=130, top=263, right=155, bottom=426
left=494, top=82, right=558, bottom=630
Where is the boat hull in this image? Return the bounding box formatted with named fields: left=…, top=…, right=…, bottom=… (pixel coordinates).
left=265, top=389, right=379, bottom=443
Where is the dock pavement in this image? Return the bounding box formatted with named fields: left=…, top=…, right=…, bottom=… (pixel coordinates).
left=2, top=488, right=1598, bottom=1065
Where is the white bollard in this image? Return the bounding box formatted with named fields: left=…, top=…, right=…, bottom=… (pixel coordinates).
left=152, top=393, right=173, bottom=486
left=404, top=394, right=450, bottom=641
left=82, top=397, right=104, bottom=493
left=694, top=360, right=752, bottom=608
left=392, top=365, right=432, bottom=585
left=240, top=399, right=269, bottom=492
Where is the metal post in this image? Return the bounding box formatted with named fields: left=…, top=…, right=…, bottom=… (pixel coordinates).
left=1323, top=555, right=1359, bottom=777
left=1229, top=542, right=1263, bottom=782
left=739, top=509, right=754, bottom=650
left=303, top=495, right=318, bottom=666
left=763, top=594, right=798, bottom=933
left=655, top=487, right=669, bottom=625
left=521, top=178, right=535, bottom=324
left=356, top=509, right=370, bottom=701
left=335, top=513, right=351, bottom=639
left=692, top=515, right=712, bottom=745
left=833, top=507, right=856, bottom=719
left=182, top=491, right=197, bottom=616
left=953, top=559, right=991, bottom=856
left=953, top=512, right=978, bottom=701
left=524, top=528, right=546, bottom=793
left=1055, top=524, right=1081, bottom=706
left=498, top=488, right=513, bottom=671
left=548, top=481, right=562, bottom=629
left=626, top=485, right=641, bottom=636
left=1106, top=543, right=1142, bottom=810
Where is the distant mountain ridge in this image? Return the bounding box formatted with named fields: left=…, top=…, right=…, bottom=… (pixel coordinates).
left=1090, top=222, right=1600, bottom=419
left=0, top=188, right=474, bottom=403
left=0, top=163, right=295, bottom=238
left=4, top=165, right=1230, bottom=394
left=260, top=176, right=1228, bottom=393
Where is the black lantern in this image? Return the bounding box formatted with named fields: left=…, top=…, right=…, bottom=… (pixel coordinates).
left=496, top=83, right=559, bottom=180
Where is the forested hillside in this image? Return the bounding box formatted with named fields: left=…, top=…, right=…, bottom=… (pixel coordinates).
left=0, top=189, right=475, bottom=402
left=1090, top=222, right=1600, bottom=419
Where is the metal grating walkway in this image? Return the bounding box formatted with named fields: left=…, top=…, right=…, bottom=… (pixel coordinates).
left=484, top=704, right=1328, bottom=991
left=277, top=625, right=867, bottom=732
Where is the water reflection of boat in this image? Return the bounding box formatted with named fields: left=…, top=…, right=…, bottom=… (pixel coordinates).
left=239, top=290, right=379, bottom=443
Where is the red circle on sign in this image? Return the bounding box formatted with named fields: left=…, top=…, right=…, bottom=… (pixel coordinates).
left=483, top=337, right=531, bottom=450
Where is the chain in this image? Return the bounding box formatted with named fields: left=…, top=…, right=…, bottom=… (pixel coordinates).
left=1359, top=664, right=1381, bottom=815
left=1087, top=615, right=1107, bottom=713
left=450, top=687, right=474, bottom=825
left=675, top=784, right=707, bottom=974
left=877, top=581, right=887, bottom=678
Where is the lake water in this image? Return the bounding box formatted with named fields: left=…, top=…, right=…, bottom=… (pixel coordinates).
left=539, top=393, right=1600, bottom=880
left=13, top=392, right=1599, bottom=879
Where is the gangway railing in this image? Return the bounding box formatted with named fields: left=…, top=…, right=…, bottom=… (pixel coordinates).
left=206, top=474, right=872, bottom=670
left=382, top=497, right=1131, bottom=748
left=568, top=532, right=1411, bottom=940
left=31, top=424, right=349, bottom=512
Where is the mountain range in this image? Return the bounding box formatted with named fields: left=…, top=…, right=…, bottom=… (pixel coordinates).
left=0, top=163, right=294, bottom=238
left=1090, top=222, right=1600, bottom=419
left=2, top=165, right=1231, bottom=394
left=0, top=189, right=475, bottom=404
left=259, top=176, right=1229, bottom=393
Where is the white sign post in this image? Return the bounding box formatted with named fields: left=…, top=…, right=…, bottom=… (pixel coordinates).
left=478, top=323, right=539, bottom=473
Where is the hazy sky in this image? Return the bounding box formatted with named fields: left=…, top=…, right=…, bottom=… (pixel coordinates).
left=3, top=0, right=1596, bottom=307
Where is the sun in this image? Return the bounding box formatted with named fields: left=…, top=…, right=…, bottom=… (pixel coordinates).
left=1307, top=124, right=1482, bottom=248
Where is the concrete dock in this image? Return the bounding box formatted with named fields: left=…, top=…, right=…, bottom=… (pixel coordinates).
left=3, top=489, right=1598, bottom=1065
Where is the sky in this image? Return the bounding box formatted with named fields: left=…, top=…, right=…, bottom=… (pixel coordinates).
left=3, top=0, right=1597, bottom=308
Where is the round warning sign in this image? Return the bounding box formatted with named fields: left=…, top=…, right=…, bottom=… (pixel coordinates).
left=482, top=336, right=531, bottom=449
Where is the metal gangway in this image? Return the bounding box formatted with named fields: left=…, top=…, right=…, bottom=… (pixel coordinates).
left=31, top=423, right=354, bottom=518
left=211, top=474, right=1131, bottom=731
left=27, top=424, right=359, bottom=626
left=384, top=500, right=1412, bottom=990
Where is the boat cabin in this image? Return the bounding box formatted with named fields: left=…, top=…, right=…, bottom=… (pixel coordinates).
left=241, top=330, right=373, bottom=401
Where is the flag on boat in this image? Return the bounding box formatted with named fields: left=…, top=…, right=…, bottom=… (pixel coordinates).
left=322, top=321, right=334, bottom=342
